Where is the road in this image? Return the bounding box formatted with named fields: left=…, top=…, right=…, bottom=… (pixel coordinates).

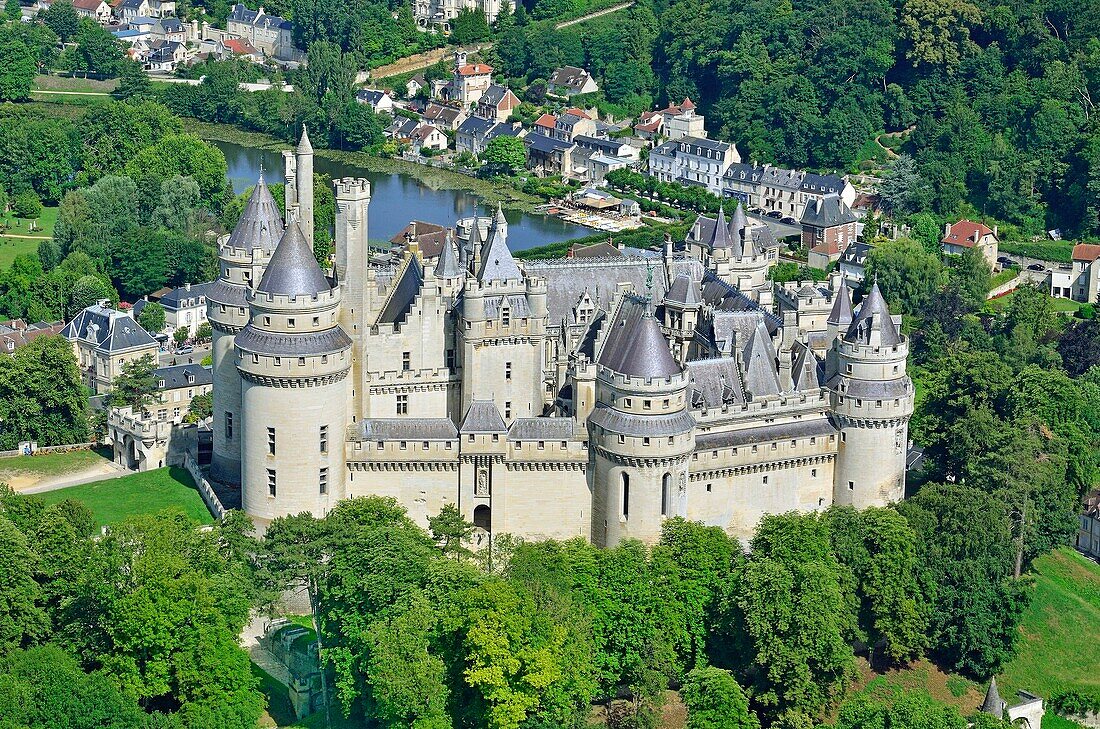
left=554, top=1, right=635, bottom=28
left=747, top=210, right=802, bottom=238
left=160, top=342, right=212, bottom=368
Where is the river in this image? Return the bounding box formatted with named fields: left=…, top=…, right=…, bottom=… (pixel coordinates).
left=211, top=140, right=587, bottom=252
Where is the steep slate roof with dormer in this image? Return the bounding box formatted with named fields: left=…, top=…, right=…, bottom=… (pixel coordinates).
left=801, top=193, right=857, bottom=228
left=255, top=223, right=330, bottom=297
left=62, top=304, right=157, bottom=353
left=227, top=175, right=285, bottom=252
left=154, top=364, right=212, bottom=390
left=477, top=220, right=523, bottom=284
left=844, top=282, right=901, bottom=346
left=598, top=297, right=681, bottom=379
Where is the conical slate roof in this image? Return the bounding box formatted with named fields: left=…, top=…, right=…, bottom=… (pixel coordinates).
left=493, top=201, right=508, bottom=228
left=255, top=222, right=330, bottom=297
left=844, top=281, right=901, bottom=346
left=729, top=202, right=757, bottom=259
left=297, top=126, right=313, bottom=154
left=227, top=175, right=284, bottom=253
left=981, top=677, right=1004, bottom=717
left=742, top=317, right=781, bottom=397
left=827, top=278, right=854, bottom=327
left=666, top=273, right=702, bottom=307
left=435, top=232, right=463, bottom=279
left=708, top=206, right=733, bottom=250
left=599, top=299, right=681, bottom=379
left=478, top=219, right=523, bottom=284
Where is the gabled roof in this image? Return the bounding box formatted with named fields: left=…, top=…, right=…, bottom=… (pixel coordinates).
left=942, top=219, right=996, bottom=247
left=844, top=282, right=901, bottom=346
left=526, top=133, right=575, bottom=154
left=801, top=193, right=857, bottom=228
left=598, top=297, right=680, bottom=379
left=255, top=222, right=330, bottom=297
left=791, top=342, right=821, bottom=391
left=457, top=115, right=495, bottom=137
left=222, top=37, right=260, bottom=56
left=159, top=282, right=212, bottom=310
left=479, top=84, right=519, bottom=108
left=154, top=364, right=212, bottom=390
left=549, top=66, right=592, bottom=89
left=73, top=0, right=107, bottom=11
left=378, top=255, right=424, bottom=324
left=534, top=113, right=557, bottom=129
left=666, top=273, right=702, bottom=306
left=1073, top=243, right=1100, bottom=262
left=461, top=400, right=507, bottom=433
left=227, top=175, right=284, bottom=252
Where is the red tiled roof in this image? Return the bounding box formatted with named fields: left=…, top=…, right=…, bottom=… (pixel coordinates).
left=1073, top=243, right=1100, bottom=262
left=679, top=97, right=695, bottom=110
left=73, top=0, right=104, bottom=11
left=534, top=113, right=556, bottom=128
left=942, top=219, right=995, bottom=247
left=223, top=38, right=259, bottom=56
left=457, top=63, right=493, bottom=76
left=563, top=107, right=590, bottom=119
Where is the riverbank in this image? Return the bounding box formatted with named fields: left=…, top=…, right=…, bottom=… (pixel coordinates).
left=186, top=120, right=547, bottom=213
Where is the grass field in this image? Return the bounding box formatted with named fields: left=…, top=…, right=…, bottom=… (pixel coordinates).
left=1000, top=239, right=1077, bottom=263
left=988, top=288, right=1084, bottom=314
left=0, top=448, right=111, bottom=482
left=1000, top=548, right=1100, bottom=699
left=0, top=206, right=58, bottom=269
left=32, top=74, right=118, bottom=93
left=36, top=466, right=215, bottom=527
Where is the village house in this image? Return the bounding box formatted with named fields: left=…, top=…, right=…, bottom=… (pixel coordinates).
left=115, top=0, right=150, bottom=23
left=572, top=135, right=640, bottom=184
left=942, top=219, right=999, bottom=268
left=409, top=123, right=448, bottom=154
left=658, top=98, right=705, bottom=140
left=803, top=194, right=859, bottom=270
left=553, top=108, right=597, bottom=142
left=450, top=52, right=494, bottom=107
left=61, top=301, right=159, bottom=395
left=474, top=84, right=520, bottom=124
left=838, top=241, right=872, bottom=284
left=151, top=15, right=186, bottom=43
left=73, top=0, right=113, bottom=23
left=386, top=116, right=421, bottom=142
left=0, top=319, right=65, bottom=354
left=1079, top=489, right=1100, bottom=560
left=144, top=39, right=186, bottom=72
left=455, top=116, right=523, bottom=157
left=216, top=36, right=263, bottom=62
left=1059, top=243, right=1100, bottom=303
left=633, top=110, right=663, bottom=139
left=649, top=136, right=741, bottom=197
left=133, top=282, right=211, bottom=336
left=356, top=89, right=396, bottom=115
left=525, top=133, right=577, bottom=177
left=405, top=73, right=426, bottom=99
left=226, top=3, right=297, bottom=60
left=548, top=66, right=599, bottom=97
left=722, top=163, right=855, bottom=221
left=423, top=102, right=466, bottom=131
left=414, top=0, right=509, bottom=30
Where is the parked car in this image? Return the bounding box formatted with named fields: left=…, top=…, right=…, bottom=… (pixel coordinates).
left=1027, top=263, right=1045, bottom=271
left=780, top=216, right=797, bottom=225
left=766, top=210, right=783, bottom=219
left=177, top=345, right=194, bottom=355
left=997, top=256, right=1015, bottom=265
left=750, top=207, right=765, bottom=215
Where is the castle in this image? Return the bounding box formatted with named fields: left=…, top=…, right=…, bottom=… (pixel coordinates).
left=206, top=131, right=914, bottom=546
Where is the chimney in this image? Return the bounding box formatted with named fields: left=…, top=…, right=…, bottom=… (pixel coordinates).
left=944, top=222, right=952, bottom=239
left=184, top=282, right=191, bottom=291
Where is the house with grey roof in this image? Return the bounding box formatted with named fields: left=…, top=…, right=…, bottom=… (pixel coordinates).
left=356, top=89, right=396, bottom=115
left=474, top=84, right=520, bottom=123
left=648, top=136, right=741, bottom=196
left=226, top=3, right=297, bottom=60
left=803, top=194, right=859, bottom=269
left=723, top=163, right=856, bottom=221
left=62, top=301, right=159, bottom=394
left=548, top=66, right=599, bottom=97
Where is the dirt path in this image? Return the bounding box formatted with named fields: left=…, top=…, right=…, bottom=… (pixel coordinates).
left=0, top=233, right=49, bottom=239
left=30, top=89, right=111, bottom=97
left=371, top=43, right=492, bottom=81
left=554, top=1, right=634, bottom=28
left=10, top=461, right=125, bottom=493
left=874, top=125, right=915, bottom=160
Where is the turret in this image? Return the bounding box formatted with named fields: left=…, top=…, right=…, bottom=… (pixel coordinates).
left=827, top=282, right=913, bottom=508
left=588, top=297, right=694, bottom=547
left=207, top=175, right=284, bottom=486
left=237, top=222, right=351, bottom=524
left=663, top=272, right=702, bottom=361
left=334, top=177, right=371, bottom=420
left=296, top=127, right=315, bottom=251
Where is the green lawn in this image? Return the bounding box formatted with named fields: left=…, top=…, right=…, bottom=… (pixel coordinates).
left=0, top=206, right=58, bottom=269
left=988, top=288, right=1084, bottom=314
left=36, top=466, right=215, bottom=527
left=1000, top=239, right=1076, bottom=263
left=0, top=448, right=112, bottom=482
left=1000, top=547, right=1100, bottom=699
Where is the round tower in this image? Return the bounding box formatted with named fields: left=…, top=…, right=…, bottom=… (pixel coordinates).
left=827, top=282, right=914, bottom=508
left=207, top=176, right=284, bottom=486
left=588, top=299, right=695, bottom=547
left=236, top=222, right=352, bottom=524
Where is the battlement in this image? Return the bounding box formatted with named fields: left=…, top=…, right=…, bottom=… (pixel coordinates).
left=334, top=177, right=371, bottom=198
left=247, top=285, right=341, bottom=312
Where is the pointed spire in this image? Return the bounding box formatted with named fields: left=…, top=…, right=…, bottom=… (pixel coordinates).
left=227, top=175, right=285, bottom=253
left=729, top=201, right=748, bottom=249
left=844, top=281, right=901, bottom=346
left=477, top=218, right=523, bottom=285
left=436, top=231, right=462, bottom=279
left=255, top=222, right=330, bottom=297
left=297, top=126, right=313, bottom=154
left=827, top=277, right=853, bottom=327
left=493, top=201, right=507, bottom=229
left=981, top=677, right=1004, bottom=717
left=708, top=206, right=733, bottom=250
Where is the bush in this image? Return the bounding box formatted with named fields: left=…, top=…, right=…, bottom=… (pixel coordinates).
left=1077, top=303, right=1095, bottom=320
left=11, top=190, right=42, bottom=219
left=1049, top=690, right=1100, bottom=717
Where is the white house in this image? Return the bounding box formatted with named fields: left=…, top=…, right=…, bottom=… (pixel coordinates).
left=648, top=136, right=741, bottom=197
left=356, top=88, right=396, bottom=115
left=548, top=66, right=599, bottom=97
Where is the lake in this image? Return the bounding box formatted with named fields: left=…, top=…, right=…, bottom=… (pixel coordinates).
left=211, top=140, right=587, bottom=252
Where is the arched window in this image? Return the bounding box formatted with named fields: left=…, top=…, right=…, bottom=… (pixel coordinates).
left=473, top=505, right=491, bottom=531
left=621, top=472, right=630, bottom=519
left=661, top=473, right=672, bottom=516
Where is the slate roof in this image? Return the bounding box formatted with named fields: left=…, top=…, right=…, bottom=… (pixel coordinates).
left=477, top=216, right=523, bottom=285
left=255, top=223, right=330, bottom=298
left=479, top=84, right=517, bottom=108
left=686, top=357, right=743, bottom=407
left=434, top=233, right=463, bottom=279
left=707, top=206, right=733, bottom=250
left=598, top=297, right=681, bottom=379
left=588, top=405, right=695, bottom=437
left=207, top=279, right=248, bottom=307
left=525, top=133, right=575, bottom=154
left=154, top=364, right=212, bottom=390
left=801, top=193, right=857, bottom=228
left=791, top=342, right=822, bottom=392
left=844, top=282, right=901, bottom=346
left=742, top=318, right=781, bottom=397
left=827, top=278, right=853, bottom=327
left=665, top=273, right=702, bottom=306
left=227, top=175, right=284, bottom=252
left=378, top=256, right=424, bottom=325
left=508, top=417, right=575, bottom=441
left=840, top=241, right=872, bottom=269
left=981, top=677, right=1005, bottom=717
left=694, top=419, right=835, bottom=450
left=457, top=115, right=495, bottom=137
left=62, top=304, right=157, bottom=353
left=353, top=418, right=458, bottom=441
left=523, top=258, right=668, bottom=324
left=690, top=214, right=770, bottom=259
left=160, top=282, right=212, bottom=311
left=234, top=326, right=352, bottom=356
left=356, top=89, right=390, bottom=106
left=548, top=66, right=592, bottom=91
left=460, top=400, right=507, bottom=433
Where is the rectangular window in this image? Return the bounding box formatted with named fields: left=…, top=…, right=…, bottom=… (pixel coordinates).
left=402, top=352, right=411, bottom=371
left=320, top=425, right=328, bottom=453
left=267, top=469, right=276, bottom=497
left=505, top=362, right=512, bottom=380
left=313, top=316, right=319, bottom=326
left=446, top=349, right=455, bottom=368
left=811, top=468, right=817, bottom=478
left=267, top=427, right=276, bottom=455
left=762, top=475, right=768, bottom=484
left=396, top=394, right=408, bottom=415
left=848, top=481, right=855, bottom=491
left=225, top=412, right=233, bottom=439
left=298, top=357, right=305, bottom=367
left=505, top=401, right=512, bottom=419
left=319, top=467, right=328, bottom=495
left=288, top=318, right=295, bottom=328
